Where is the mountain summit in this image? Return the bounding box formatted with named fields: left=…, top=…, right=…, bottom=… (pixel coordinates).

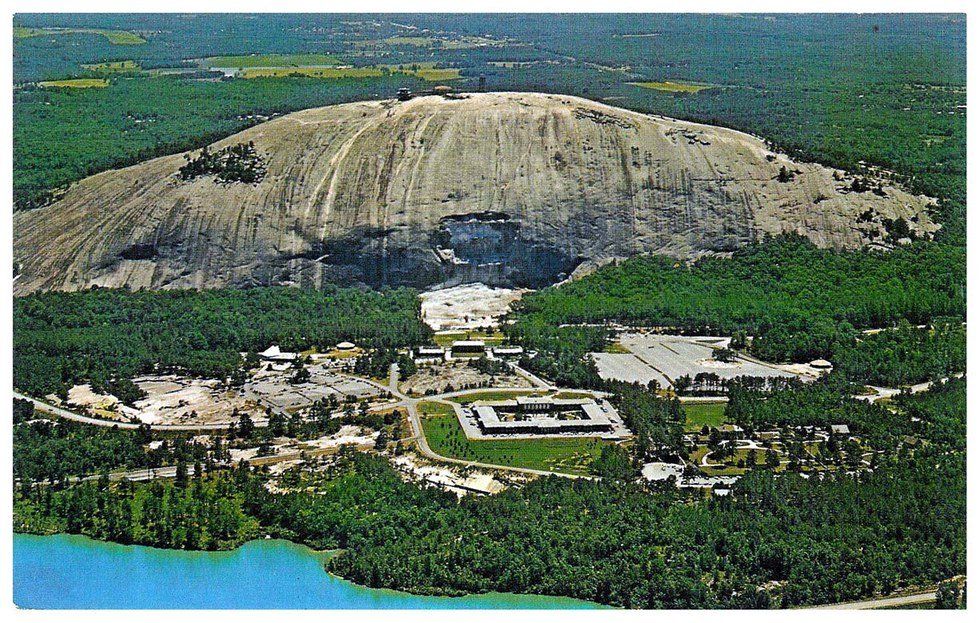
left=13, top=92, right=936, bottom=294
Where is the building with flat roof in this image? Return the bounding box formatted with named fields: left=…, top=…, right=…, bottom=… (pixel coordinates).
left=471, top=397, right=616, bottom=435
left=414, top=346, right=448, bottom=363
left=450, top=340, right=487, bottom=357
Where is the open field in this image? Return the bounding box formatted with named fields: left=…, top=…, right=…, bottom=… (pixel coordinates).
left=82, top=60, right=140, bottom=72
left=14, top=26, right=145, bottom=45
left=403, top=67, right=461, bottom=81
left=682, top=402, right=727, bottom=431
left=203, top=53, right=343, bottom=68
left=629, top=80, right=713, bottom=93
left=38, top=78, right=109, bottom=89
left=368, top=36, right=440, bottom=47
left=240, top=67, right=383, bottom=79
left=234, top=65, right=459, bottom=81
left=380, top=62, right=462, bottom=80
left=419, top=401, right=606, bottom=474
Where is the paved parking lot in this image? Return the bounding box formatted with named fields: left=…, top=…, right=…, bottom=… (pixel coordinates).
left=593, top=334, right=797, bottom=388
left=592, top=352, right=670, bottom=388
left=245, top=366, right=381, bottom=412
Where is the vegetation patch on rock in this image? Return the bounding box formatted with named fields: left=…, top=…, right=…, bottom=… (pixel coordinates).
left=178, top=142, right=267, bottom=185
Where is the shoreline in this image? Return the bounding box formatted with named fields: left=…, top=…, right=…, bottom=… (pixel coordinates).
left=14, top=531, right=607, bottom=608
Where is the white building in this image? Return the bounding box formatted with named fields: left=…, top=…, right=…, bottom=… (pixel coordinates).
left=259, top=345, right=298, bottom=362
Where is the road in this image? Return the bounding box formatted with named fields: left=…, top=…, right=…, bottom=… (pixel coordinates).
left=47, top=441, right=376, bottom=486
left=853, top=373, right=964, bottom=403
left=378, top=364, right=586, bottom=479
left=16, top=363, right=591, bottom=479
left=14, top=391, right=235, bottom=431
left=810, top=590, right=936, bottom=610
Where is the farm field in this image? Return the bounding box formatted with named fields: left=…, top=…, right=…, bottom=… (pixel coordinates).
left=14, top=26, right=146, bottom=44
left=237, top=66, right=459, bottom=81
left=82, top=60, right=140, bottom=72
left=630, top=81, right=713, bottom=93
left=362, top=36, right=440, bottom=47
left=38, top=78, right=109, bottom=89
left=403, top=67, right=460, bottom=81
left=240, top=67, right=383, bottom=79
left=418, top=401, right=606, bottom=474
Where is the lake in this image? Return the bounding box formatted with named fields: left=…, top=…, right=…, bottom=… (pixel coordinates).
left=14, top=533, right=602, bottom=609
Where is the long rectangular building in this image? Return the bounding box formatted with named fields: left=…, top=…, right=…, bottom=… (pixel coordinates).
left=471, top=397, right=615, bottom=435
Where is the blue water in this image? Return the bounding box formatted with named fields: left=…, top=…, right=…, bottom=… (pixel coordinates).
left=14, top=533, right=602, bottom=609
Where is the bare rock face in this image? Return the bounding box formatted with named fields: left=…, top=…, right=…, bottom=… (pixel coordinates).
left=13, top=92, right=937, bottom=294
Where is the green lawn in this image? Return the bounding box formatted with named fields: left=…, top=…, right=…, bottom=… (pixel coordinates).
left=433, top=330, right=506, bottom=348
left=552, top=391, right=596, bottom=400
left=450, top=389, right=545, bottom=405
left=418, top=401, right=607, bottom=474
left=602, top=341, right=631, bottom=354
left=682, top=402, right=728, bottom=432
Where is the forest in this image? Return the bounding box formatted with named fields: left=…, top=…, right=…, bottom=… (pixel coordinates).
left=10, top=13, right=967, bottom=610
left=13, top=286, right=430, bottom=397
left=14, top=379, right=965, bottom=609
left=508, top=235, right=966, bottom=388
left=13, top=14, right=965, bottom=243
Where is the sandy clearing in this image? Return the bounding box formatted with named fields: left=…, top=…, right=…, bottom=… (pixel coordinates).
left=420, top=283, right=527, bottom=331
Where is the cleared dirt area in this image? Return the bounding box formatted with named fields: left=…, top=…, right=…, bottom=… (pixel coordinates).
left=229, top=424, right=378, bottom=464
left=133, top=375, right=265, bottom=426
left=66, top=384, right=132, bottom=421
left=391, top=455, right=507, bottom=496
left=244, top=365, right=382, bottom=412
left=592, top=334, right=798, bottom=388
left=401, top=361, right=531, bottom=396
left=420, top=283, right=527, bottom=330
left=67, top=366, right=384, bottom=426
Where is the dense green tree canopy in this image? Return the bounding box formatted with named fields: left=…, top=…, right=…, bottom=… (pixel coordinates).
left=14, top=286, right=430, bottom=396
